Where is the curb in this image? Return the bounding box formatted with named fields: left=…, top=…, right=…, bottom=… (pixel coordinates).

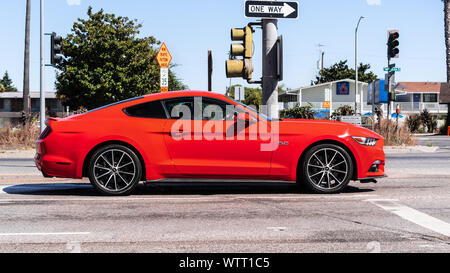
left=384, top=146, right=439, bottom=154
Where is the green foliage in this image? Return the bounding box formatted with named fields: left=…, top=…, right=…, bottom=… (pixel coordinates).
left=313, top=60, right=377, bottom=85
left=56, top=7, right=187, bottom=110
left=406, top=114, right=421, bottom=133
left=440, top=121, right=449, bottom=135
left=420, top=109, right=438, bottom=133
left=280, top=103, right=315, bottom=120
left=0, top=71, right=17, bottom=92
left=332, top=105, right=354, bottom=117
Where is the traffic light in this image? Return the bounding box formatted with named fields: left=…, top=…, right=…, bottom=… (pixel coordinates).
left=385, top=69, right=396, bottom=102
left=226, top=25, right=254, bottom=80
left=51, top=32, right=63, bottom=66
left=387, top=30, right=399, bottom=59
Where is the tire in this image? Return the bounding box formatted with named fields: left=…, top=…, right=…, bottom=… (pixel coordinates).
left=299, top=144, right=353, bottom=194
left=88, top=144, right=142, bottom=196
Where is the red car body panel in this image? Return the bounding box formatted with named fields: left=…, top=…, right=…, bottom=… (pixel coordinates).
left=35, top=91, right=385, bottom=183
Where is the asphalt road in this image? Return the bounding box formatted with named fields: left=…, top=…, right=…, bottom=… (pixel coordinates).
left=0, top=139, right=449, bottom=253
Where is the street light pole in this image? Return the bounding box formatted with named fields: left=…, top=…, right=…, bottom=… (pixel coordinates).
left=355, top=16, right=364, bottom=116
left=40, top=0, right=45, bottom=134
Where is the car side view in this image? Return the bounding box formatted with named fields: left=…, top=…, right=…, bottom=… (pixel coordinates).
left=35, top=91, right=385, bottom=195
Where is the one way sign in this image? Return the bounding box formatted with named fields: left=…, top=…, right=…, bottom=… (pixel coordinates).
left=245, top=1, right=299, bottom=19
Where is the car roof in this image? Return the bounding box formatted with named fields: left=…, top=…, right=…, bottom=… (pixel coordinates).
left=143, top=90, right=228, bottom=100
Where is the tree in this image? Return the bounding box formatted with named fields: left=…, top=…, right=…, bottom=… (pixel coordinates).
left=0, top=71, right=18, bottom=92
left=313, top=60, right=377, bottom=85
left=56, top=7, right=187, bottom=110
left=227, top=85, right=262, bottom=106
left=444, top=0, right=450, bottom=131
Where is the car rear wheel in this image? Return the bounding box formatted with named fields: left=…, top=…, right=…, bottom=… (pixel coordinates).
left=88, top=144, right=142, bottom=196
left=299, top=144, right=353, bottom=194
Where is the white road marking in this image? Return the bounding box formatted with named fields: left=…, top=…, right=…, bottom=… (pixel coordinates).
left=366, top=199, right=450, bottom=237
left=0, top=232, right=90, bottom=236
left=267, top=227, right=287, bottom=231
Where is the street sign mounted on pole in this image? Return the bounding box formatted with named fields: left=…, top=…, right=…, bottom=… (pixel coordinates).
left=383, top=67, right=401, bottom=72
left=234, top=86, right=245, bottom=101
left=245, top=1, right=299, bottom=19
left=160, top=67, right=169, bottom=93
left=156, top=43, right=172, bottom=92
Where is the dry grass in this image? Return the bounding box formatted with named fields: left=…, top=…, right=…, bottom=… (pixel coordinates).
left=375, top=119, right=416, bottom=146
left=0, top=123, right=40, bottom=150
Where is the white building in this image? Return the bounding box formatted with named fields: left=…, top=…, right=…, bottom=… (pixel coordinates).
left=279, top=80, right=448, bottom=116
left=279, top=79, right=374, bottom=114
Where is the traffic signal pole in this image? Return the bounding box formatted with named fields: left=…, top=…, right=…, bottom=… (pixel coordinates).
left=262, top=19, right=279, bottom=119
left=40, top=0, right=45, bottom=134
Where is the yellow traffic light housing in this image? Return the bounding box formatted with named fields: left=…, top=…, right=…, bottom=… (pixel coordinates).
left=226, top=25, right=254, bottom=80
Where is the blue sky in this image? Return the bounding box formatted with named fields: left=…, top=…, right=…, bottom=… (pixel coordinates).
left=0, top=0, right=446, bottom=94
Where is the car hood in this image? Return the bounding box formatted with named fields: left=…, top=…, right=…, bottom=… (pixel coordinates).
left=279, top=119, right=383, bottom=140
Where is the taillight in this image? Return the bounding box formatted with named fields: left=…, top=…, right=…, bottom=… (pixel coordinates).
left=38, top=126, right=52, bottom=140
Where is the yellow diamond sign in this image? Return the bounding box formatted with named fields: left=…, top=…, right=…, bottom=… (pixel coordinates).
left=156, top=42, right=172, bottom=68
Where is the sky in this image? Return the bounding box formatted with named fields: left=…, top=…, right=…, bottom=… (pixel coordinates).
left=0, top=0, right=446, bottom=94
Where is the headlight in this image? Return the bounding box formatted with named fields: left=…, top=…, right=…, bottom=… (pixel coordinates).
left=351, top=136, right=378, bottom=146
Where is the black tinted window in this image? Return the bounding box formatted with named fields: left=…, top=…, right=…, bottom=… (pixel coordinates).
left=124, top=100, right=167, bottom=119
left=164, top=97, right=194, bottom=120
left=163, top=97, right=239, bottom=120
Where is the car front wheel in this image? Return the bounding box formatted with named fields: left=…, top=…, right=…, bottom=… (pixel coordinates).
left=300, top=144, right=353, bottom=194
left=88, top=144, right=142, bottom=196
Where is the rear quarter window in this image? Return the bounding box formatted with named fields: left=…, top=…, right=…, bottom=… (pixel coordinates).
left=124, top=100, right=168, bottom=119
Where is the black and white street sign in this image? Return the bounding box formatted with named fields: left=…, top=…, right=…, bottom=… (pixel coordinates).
left=245, top=1, right=299, bottom=19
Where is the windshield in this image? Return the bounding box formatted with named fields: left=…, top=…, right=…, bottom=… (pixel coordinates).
left=227, top=96, right=272, bottom=121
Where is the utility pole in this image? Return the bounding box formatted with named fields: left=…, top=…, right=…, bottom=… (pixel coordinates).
left=40, top=0, right=45, bottom=133
left=22, top=0, right=31, bottom=125
left=208, top=50, right=213, bottom=91
left=321, top=51, right=325, bottom=72
left=262, top=18, right=279, bottom=119
left=355, top=16, right=364, bottom=116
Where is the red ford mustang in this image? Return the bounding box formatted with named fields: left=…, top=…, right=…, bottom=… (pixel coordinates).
left=35, top=91, right=385, bottom=195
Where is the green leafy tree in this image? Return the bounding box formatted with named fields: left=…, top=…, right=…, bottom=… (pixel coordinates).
left=0, top=71, right=17, bottom=92
left=227, top=85, right=262, bottom=106
left=313, top=60, right=377, bottom=85
left=56, top=7, right=187, bottom=110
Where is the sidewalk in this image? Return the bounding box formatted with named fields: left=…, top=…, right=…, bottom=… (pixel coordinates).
left=383, top=145, right=439, bottom=154
left=0, top=149, right=35, bottom=159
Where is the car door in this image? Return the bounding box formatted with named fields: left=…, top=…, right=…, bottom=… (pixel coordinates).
left=122, top=99, right=178, bottom=178
left=162, top=96, right=272, bottom=178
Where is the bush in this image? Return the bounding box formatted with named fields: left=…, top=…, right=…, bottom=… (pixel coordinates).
left=440, top=122, right=449, bottom=135
left=420, top=109, right=435, bottom=133
left=280, top=103, right=315, bottom=120
left=332, top=105, right=354, bottom=117
left=0, top=123, right=40, bottom=150
left=406, top=114, right=421, bottom=133
left=375, top=119, right=415, bottom=146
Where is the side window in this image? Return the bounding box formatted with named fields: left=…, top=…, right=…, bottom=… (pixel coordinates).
left=164, top=97, right=194, bottom=120
left=162, top=96, right=245, bottom=121
left=200, top=98, right=233, bottom=121
left=124, top=100, right=167, bottom=119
